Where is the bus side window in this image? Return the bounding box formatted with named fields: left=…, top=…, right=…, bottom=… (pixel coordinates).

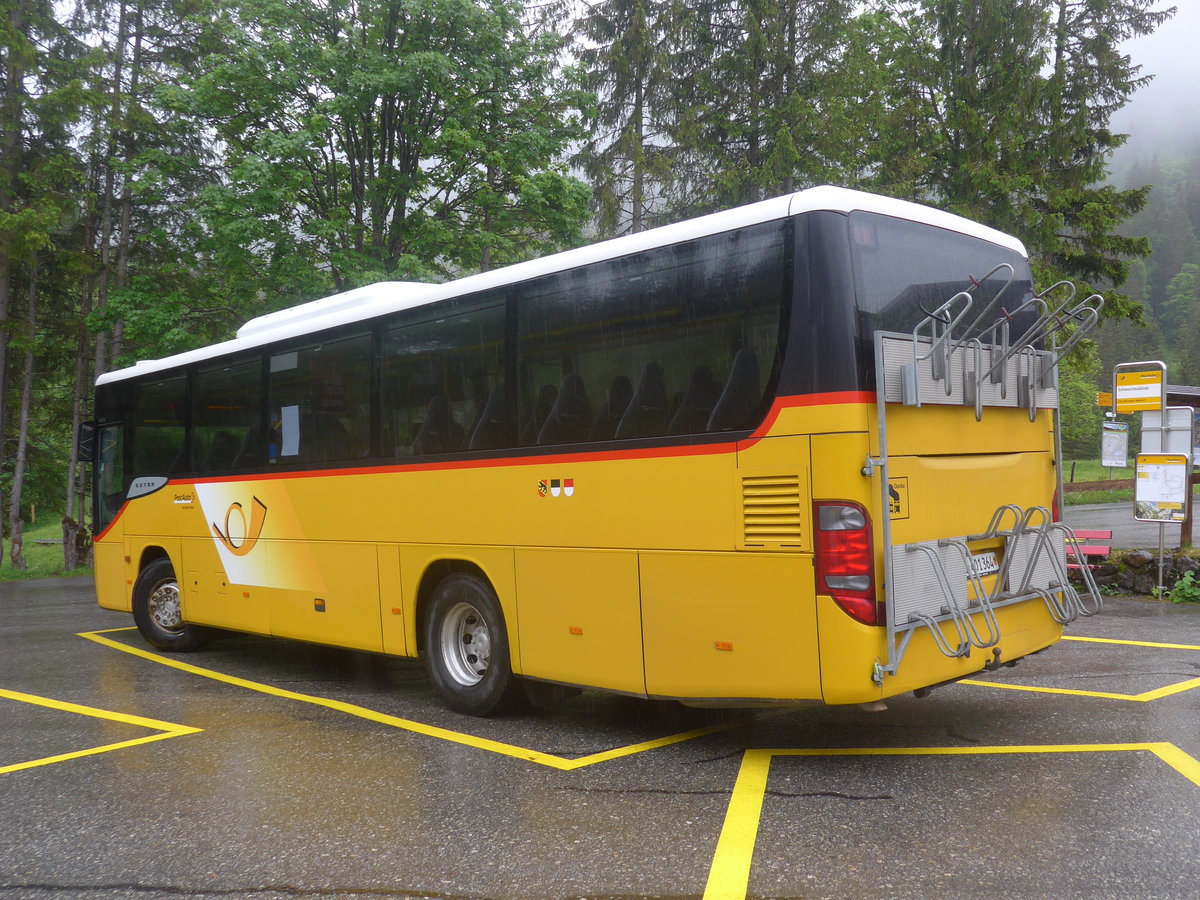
left=616, top=363, right=669, bottom=439
left=515, top=220, right=786, bottom=445
left=131, top=375, right=187, bottom=476
left=706, top=349, right=762, bottom=431
left=382, top=295, right=506, bottom=458
left=267, top=332, right=372, bottom=465
left=537, top=374, right=593, bottom=445
left=195, top=358, right=263, bottom=472
left=589, top=375, right=633, bottom=441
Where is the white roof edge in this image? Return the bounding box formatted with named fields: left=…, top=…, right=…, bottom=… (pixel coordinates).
left=236, top=281, right=438, bottom=340
left=97, top=186, right=1026, bottom=386
left=788, top=185, right=1028, bottom=256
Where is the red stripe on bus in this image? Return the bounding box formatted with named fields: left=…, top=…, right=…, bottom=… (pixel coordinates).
left=747, top=391, right=876, bottom=439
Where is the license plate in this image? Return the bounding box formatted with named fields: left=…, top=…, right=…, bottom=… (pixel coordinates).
left=969, top=550, right=1000, bottom=577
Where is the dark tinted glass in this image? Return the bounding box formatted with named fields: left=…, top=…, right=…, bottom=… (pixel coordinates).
left=381, top=297, right=506, bottom=456
left=131, top=376, right=187, bottom=476
left=849, top=212, right=1036, bottom=339
left=268, top=332, right=373, bottom=465
left=96, top=423, right=124, bottom=531
left=194, top=359, right=263, bottom=471
left=516, top=220, right=788, bottom=445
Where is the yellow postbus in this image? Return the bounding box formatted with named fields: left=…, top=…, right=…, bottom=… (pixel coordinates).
left=86, top=186, right=1101, bottom=715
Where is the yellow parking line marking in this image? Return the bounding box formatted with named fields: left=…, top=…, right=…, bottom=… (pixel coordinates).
left=702, top=749, right=772, bottom=900
left=1063, top=635, right=1200, bottom=651
left=79, top=629, right=749, bottom=770
left=704, top=742, right=1200, bottom=900
left=0, top=687, right=201, bottom=775
left=963, top=633, right=1200, bottom=700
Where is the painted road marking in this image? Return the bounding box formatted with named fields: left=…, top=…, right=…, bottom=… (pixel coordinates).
left=703, top=743, right=1200, bottom=900
left=79, top=628, right=752, bottom=770
left=0, top=688, right=200, bottom=775
left=963, top=634, right=1200, bottom=701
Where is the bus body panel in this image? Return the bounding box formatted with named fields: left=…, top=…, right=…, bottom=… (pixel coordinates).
left=95, top=525, right=131, bottom=613
left=875, top=404, right=1055, bottom=459
left=640, top=551, right=819, bottom=700
left=879, top=599, right=1062, bottom=699
left=515, top=548, right=644, bottom=694
left=181, top=537, right=269, bottom=634
left=815, top=596, right=885, bottom=704
left=265, top=540, right=383, bottom=652
left=378, top=544, right=406, bottom=656
left=733, top=433, right=812, bottom=552
left=885, top=448, right=1057, bottom=544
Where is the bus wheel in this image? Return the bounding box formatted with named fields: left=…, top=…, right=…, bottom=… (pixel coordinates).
left=132, top=558, right=209, bottom=652
left=424, top=572, right=521, bottom=716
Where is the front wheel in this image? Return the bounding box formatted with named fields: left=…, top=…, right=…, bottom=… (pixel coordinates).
left=131, top=557, right=210, bottom=651
left=423, top=572, right=522, bottom=716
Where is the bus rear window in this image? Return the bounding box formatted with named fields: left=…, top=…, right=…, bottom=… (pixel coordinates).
left=849, top=212, right=1035, bottom=339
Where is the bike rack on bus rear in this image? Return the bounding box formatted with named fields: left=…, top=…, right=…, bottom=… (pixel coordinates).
left=867, top=273, right=1105, bottom=685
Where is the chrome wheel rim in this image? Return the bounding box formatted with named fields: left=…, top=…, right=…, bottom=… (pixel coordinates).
left=147, top=580, right=184, bottom=634
left=438, top=601, right=491, bottom=687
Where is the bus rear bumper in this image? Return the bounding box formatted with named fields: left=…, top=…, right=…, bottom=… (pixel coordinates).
left=817, top=595, right=1064, bottom=705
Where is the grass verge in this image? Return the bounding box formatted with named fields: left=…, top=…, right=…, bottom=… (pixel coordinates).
left=0, top=516, right=93, bottom=582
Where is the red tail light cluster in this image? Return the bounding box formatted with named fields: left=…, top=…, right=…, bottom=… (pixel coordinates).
left=814, top=500, right=881, bottom=626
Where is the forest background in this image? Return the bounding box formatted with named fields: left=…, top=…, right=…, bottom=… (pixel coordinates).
left=0, top=0, right=1194, bottom=571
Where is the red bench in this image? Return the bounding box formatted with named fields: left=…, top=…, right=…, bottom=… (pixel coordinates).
left=1065, top=529, right=1113, bottom=570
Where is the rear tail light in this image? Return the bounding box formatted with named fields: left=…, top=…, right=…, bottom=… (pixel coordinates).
left=1052, top=486, right=1061, bottom=523
left=814, top=500, right=882, bottom=626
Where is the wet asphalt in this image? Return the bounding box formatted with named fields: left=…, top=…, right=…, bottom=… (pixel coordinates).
left=1, top=577, right=1197, bottom=900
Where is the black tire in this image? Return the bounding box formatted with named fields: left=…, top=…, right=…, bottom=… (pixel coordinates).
left=423, top=572, right=522, bottom=716
left=131, top=557, right=210, bottom=652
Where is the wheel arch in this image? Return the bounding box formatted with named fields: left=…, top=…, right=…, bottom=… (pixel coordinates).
left=408, top=551, right=520, bottom=673
left=138, top=544, right=173, bottom=573
left=130, top=541, right=182, bottom=607
left=414, top=558, right=490, bottom=654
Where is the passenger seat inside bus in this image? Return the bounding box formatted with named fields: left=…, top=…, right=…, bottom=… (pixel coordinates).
left=706, top=349, right=761, bottom=432
left=616, top=362, right=670, bottom=439
left=468, top=383, right=509, bottom=451
left=537, top=374, right=593, bottom=445
left=589, top=375, right=633, bottom=441
left=413, top=395, right=464, bottom=454
left=669, top=366, right=722, bottom=435
left=520, top=384, right=558, bottom=445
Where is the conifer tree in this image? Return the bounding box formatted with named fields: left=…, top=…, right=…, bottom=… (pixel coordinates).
left=873, top=0, right=1173, bottom=303
left=573, top=0, right=675, bottom=235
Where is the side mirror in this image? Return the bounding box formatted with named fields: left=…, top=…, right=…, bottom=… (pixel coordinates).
left=77, top=422, right=96, bottom=463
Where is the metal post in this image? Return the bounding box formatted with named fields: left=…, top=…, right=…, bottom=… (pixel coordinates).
left=1159, top=523, right=1166, bottom=597
left=1182, top=474, right=1194, bottom=551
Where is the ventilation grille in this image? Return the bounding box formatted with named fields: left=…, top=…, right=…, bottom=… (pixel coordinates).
left=742, top=475, right=804, bottom=547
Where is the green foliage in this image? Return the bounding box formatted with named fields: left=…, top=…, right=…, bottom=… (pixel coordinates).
left=170, top=0, right=591, bottom=290
left=1165, top=570, right=1200, bottom=604
left=1058, top=348, right=1106, bottom=459
left=864, top=0, right=1168, bottom=300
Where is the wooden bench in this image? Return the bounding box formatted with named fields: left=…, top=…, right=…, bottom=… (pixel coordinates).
left=1065, top=529, right=1113, bottom=570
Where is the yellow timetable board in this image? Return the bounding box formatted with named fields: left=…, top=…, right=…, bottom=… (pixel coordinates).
left=1114, top=370, right=1164, bottom=414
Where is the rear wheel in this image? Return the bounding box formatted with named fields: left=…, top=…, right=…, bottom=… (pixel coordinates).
left=423, top=572, right=522, bottom=716
left=131, top=557, right=210, bottom=651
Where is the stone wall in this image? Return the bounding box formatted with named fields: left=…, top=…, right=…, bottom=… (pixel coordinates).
left=1071, top=549, right=1200, bottom=596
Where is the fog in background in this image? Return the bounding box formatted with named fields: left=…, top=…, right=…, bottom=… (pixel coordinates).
left=1112, top=1, right=1200, bottom=173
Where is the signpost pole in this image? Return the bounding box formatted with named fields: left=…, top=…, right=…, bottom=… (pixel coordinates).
left=1159, top=523, right=1166, bottom=597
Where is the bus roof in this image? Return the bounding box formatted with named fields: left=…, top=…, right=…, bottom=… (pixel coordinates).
left=97, top=185, right=1028, bottom=386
